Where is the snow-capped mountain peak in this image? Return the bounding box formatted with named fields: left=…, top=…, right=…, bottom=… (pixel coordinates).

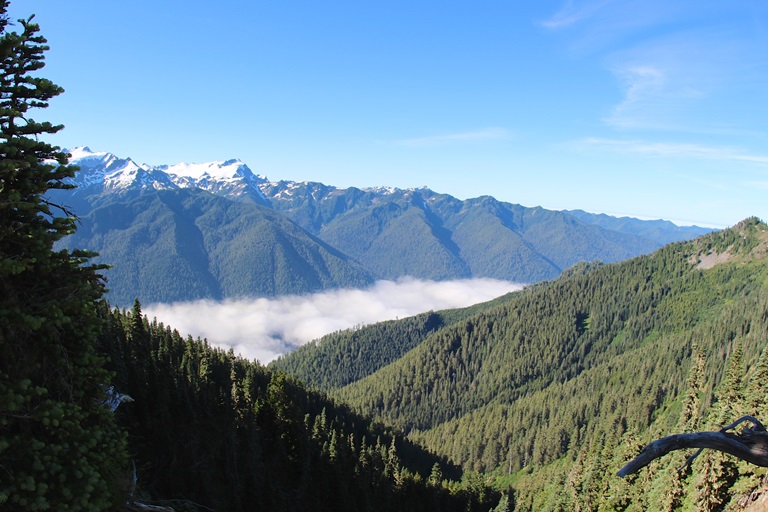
left=67, top=146, right=96, bottom=160
left=65, top=146, right=153, bottom=191
left=63, top=147, right=268, bottom=203
left=153, top=158, right=267, bottom=201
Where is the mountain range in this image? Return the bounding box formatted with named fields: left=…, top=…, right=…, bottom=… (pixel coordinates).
left=53, top=147, right=713, bottom=306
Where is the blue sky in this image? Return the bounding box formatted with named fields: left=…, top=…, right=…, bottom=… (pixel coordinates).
left=8, top=0, right=768, bottom=227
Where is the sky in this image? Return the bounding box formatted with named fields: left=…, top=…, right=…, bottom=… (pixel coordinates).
left=8, top=0, right=768, bottom=227
left=145, top=278, right=523, bottom=363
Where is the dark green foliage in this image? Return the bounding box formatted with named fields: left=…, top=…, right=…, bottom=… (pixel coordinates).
left=58, top=188, right=374, bottom=305
left=272, top=312, right=451, bottom=390
left=0, top=6, right=126, bottom=509
left=100, top=304, right=501, bottom=511
left=746, top=344, right=768, bottom=417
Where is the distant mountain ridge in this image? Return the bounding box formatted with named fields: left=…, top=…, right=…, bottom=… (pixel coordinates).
left=53, top=147, right=715, bottom=305
left=262, top=183, right=672, bottom=282
left=564, top=209, right=716, bottom=246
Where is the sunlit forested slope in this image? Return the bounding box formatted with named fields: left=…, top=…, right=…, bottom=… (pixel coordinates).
left=279, top=218, right=768, bottom=510
left=270, top=291, right=518, bottom=390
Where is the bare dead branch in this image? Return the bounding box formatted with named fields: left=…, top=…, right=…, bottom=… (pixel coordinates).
left=618, top=415, right=768, bottom=478
left=125, top=502, right=175, bottom=512
left=678, top=447, right=703, bottom=473
left=126, top=498, right=215, bottom=512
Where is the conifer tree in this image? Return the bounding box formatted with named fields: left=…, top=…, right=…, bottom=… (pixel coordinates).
left=693, top=340, right=745, bottom=511
left=747, top=343, right=768, bottom=417
left=428, top=462, right=443, bottom=486
left=680, top=343, right=706, bottom=431
left=0, top=3, right=126, bottom=509
left=492, top=493, right=511, bottom=512
left=716, top=339, right=744, bottom=423
left=645, top=344, right=704, bottom=511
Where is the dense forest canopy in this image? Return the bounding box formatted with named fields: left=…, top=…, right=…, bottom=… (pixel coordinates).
left=270, top=291, right=519, bottom=390
left=100, top=300, right=504, bottom=511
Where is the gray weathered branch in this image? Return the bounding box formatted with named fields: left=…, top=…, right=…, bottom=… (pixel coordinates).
left=618, top=415, right=768, bottom=478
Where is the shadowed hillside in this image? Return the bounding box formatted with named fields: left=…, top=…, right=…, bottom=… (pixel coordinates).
left=58, top=189, right=374, bottom=305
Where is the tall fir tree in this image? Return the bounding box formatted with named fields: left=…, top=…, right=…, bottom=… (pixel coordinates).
left=692, top=339, right=746, bottom=512
left=747, top=343, right=768, bottom=417
left=716, top=339, right=745, bottom=424
left=680, top=343, right=706, bottom=431
left=0, top=3, right=126, bottom=510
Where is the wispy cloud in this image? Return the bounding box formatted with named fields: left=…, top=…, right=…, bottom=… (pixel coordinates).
left=747, top=181, right=768, bottom=191
left=542, top=2, right=767, bottom=134
left=145, top=278, right=523, bottom=364
left=601, top=29, right=741, bottom=130
left=576, top=138, right=768, bottom=165
left=541, top=0, right=615, bottom=29
left=394, top=127, right=513, bottom=147
left=541, top=0, right=697, bottom=52
left=606, top=65, right=668, bottom=127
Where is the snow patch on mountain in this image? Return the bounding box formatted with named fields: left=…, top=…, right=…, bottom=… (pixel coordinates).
left=365, top=186, right=401, bottom=195
left=363, top=185, right=429, bottom=196
left=155, top=158, right=257, bottom=182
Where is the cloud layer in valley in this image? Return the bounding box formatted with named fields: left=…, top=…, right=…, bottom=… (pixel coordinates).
left=145, top=278, right=523, bottom=363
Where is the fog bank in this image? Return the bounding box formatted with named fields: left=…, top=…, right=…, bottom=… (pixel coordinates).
left=145, top=277, right=523, bottom=363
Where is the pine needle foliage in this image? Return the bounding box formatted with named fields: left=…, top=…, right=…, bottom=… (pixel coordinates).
left=0, top=3, right=126, bottom=509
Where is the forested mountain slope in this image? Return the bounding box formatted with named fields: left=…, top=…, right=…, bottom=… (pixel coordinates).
left=102, top=302, right=504, bottom=512
left=271, top=291, right=518, bottom=390
left=263, top=183, right=697, bottom=283
left=288, top=218, right=768, bottom=510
